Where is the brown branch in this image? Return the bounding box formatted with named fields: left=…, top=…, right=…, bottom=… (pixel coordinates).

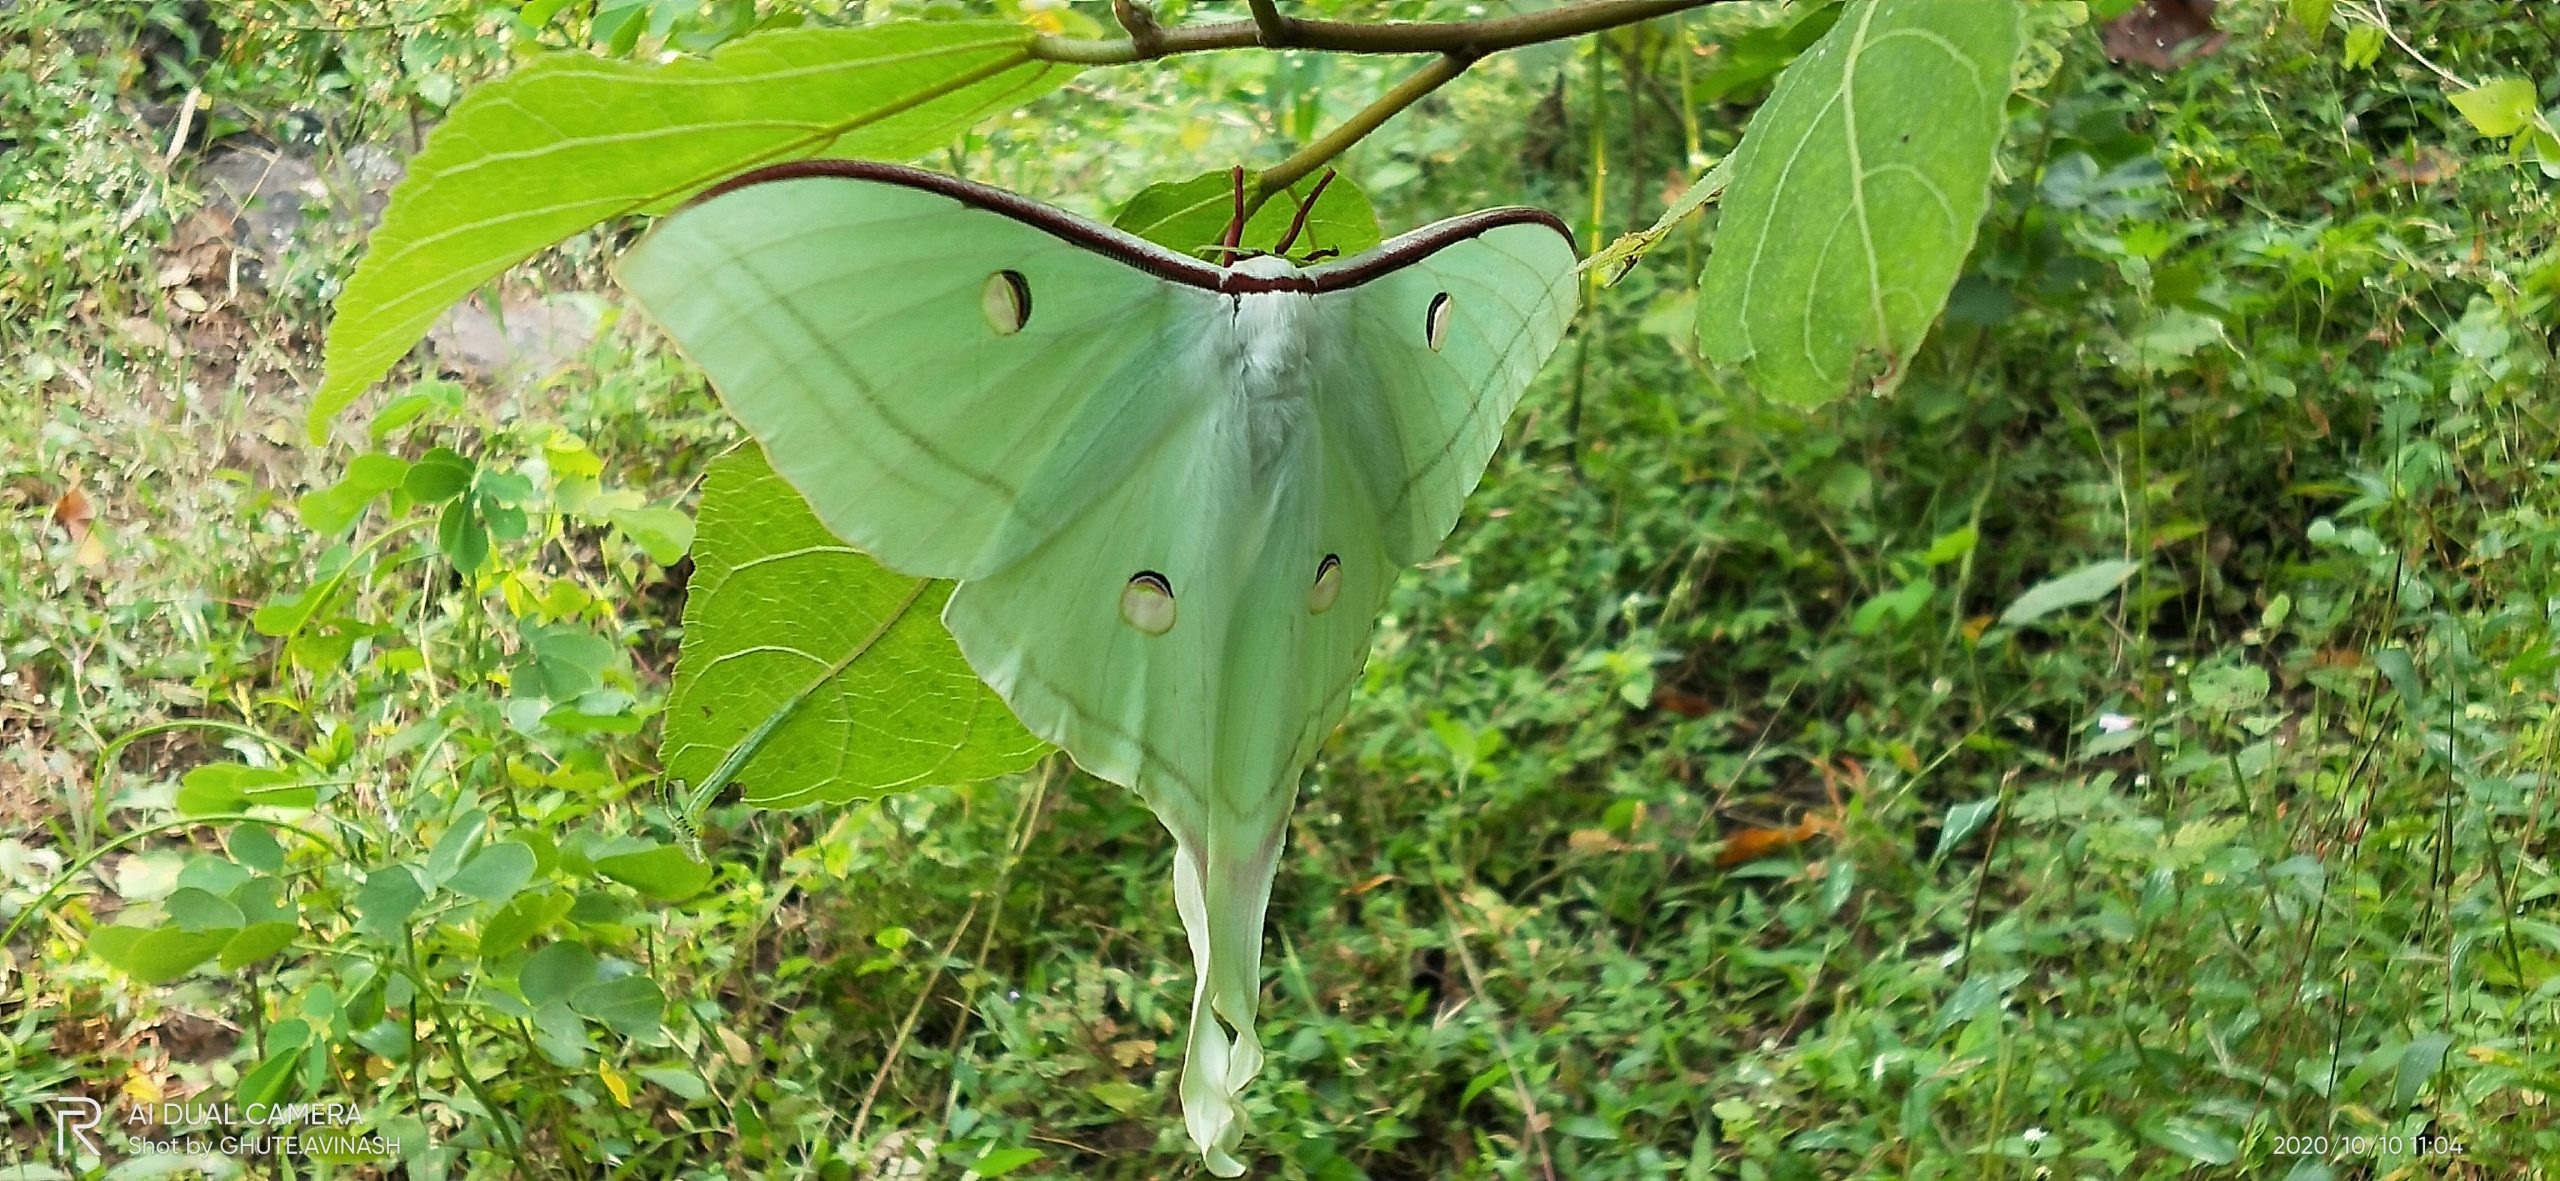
left=1033, top=0, right=1718, bottom=65
left=1110, top=0, right=1165, bottom=56
left=1246, top=0, right=1300, bottom=46
left=1036, top=1, right=1723, bottom=229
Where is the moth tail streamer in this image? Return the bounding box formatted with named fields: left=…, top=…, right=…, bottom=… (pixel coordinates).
left=1169, top=819, right=1287, bottom=1178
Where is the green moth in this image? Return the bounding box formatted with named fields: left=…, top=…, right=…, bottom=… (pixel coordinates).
left=618, top=161, right=1578, bottom=1174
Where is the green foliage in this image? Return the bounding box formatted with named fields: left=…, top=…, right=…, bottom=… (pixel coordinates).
left=665, top=447, right=1045, bottom=813
left=309, top=22, right=1075, bottom=440
left=1111, top=170, right=1382, bottom=259
left=1996, top=557, right=2141, bottom=628
left=1697, top=0, right=2024, bottom=406
left=2450, top=74, right=2560, bottom=175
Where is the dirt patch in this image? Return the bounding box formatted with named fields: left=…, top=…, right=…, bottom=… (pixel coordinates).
left=425, top=291, right=609, bottom=385
left=0, top=723, right=55, bottom=835
left=194, top=139, right=404, bottom=288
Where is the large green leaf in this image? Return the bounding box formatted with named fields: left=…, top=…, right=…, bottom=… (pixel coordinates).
left=1998, top=558, right=2140, bottom=628
left=1110, top=171, right=1381, bottom=260
left=1696, top=0, right=2020, bottom=407
left=663, top=448, right=1047, bottom=811
left=308, top=22, right=1074, bottom=441
left=593, top=845, right=712, bottom=902
left=88, top=924, right=234, bottom=985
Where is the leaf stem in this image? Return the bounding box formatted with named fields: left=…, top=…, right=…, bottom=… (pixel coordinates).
left=1257, top=52, right=1471, bottom=200
left=1033, top=0, right=1719, bottom=65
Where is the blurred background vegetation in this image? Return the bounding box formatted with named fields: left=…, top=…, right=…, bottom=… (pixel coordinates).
left=2, top=0, right=2556, bottom=1177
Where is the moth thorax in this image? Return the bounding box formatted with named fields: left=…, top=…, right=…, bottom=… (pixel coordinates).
left=1230, top=255, right=1304, bottom=281
left=1230, top=290, right=1319, bottom=381
left=1217, top=293, right=1323, bottom=479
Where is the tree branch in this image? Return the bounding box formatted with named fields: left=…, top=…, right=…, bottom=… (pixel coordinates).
left=1246, top=0, right=1300, bottom=47
left=1034, top=0, right=1719, bottom=65
left=1110, top=0, right=1165, bottom=56
left=1038, top=0, right=1724, bottom=221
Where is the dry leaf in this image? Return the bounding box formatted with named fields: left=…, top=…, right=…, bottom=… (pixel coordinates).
left=53, top=481, right=106, bottom=570
left=53, top=482, right=92, bottom=538
left=2378, top=146, right=2461, bottom=186
left=1569, top=828, right=1624, bottom=854
left=1110, top=1038, right=1157, bottom=1067
left=118, top=316, right=180, bottom=356
left=1650, top=687, right=1716, bottom=717
left=1715, top=814, right=1839, bottom=868
left=715, top=1024, right=755, bottom=1066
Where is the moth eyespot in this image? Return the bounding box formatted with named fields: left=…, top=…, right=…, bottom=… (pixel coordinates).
left=1425, top=292, right=1453, bottom=351
left=1307, top=553, right=1342, bottom=614
left=983, top=270, right=1031, bottom=335
left=1120, top=570, right=1175, bottom=634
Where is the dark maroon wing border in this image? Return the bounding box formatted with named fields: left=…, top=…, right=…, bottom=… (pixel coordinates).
left=692, top=159, right=1573, bottom=296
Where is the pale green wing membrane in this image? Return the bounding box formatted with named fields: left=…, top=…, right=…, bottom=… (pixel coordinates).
left=618, top=162, right=1578, bottom=1176
left=617, top=168, right=1225, bottom=581
left=1309, top=221, right=1581, bottom=564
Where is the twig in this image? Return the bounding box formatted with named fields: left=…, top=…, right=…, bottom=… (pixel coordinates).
left=1109, top=0, right=1164, bottom=56
left=2339, top=0, right=2474, bottom=90
left=1958, top=768, right=2020, bottom=964
left=1246, top=0, right=1299, bottom=47
left=1222, top=165, right=1249, bottom=255
left=161, top=86, right=199, bottom=166
left=1257, top=52, right=1471, bottom=199
left=1119, top=5, right=1732, bottom=211
left=937, top=766, right=1059, bottom=1125
left=845, top=897, right=982, bottom=1152
left=1272, top=169, right=1336, bottom=255
left=1033, top=0, right=1720, bottom=65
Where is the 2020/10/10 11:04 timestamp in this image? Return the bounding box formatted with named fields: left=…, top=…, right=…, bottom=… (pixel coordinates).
left=2270, top=1133, right=2467, bottom=1159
